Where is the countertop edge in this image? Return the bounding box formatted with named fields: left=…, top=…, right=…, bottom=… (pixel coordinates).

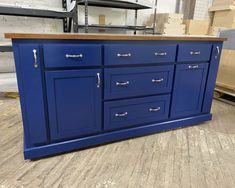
left=5, top=33, right=227, bottom=42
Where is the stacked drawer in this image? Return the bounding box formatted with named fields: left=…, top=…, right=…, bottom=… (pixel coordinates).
left=103, top=44, right=177, bottom=130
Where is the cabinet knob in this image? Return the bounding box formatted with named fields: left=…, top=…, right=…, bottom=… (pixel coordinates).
left=32, top=49, right=38, bottom=68
left=152, top=78, right=164, bottom=83
left=149, top=107, right=161, bottom=112
left=115, top=112, right=128, bottom=117
left=117, top=53, right=131, bottom=57
left=116, top=81, right=130, bottom=86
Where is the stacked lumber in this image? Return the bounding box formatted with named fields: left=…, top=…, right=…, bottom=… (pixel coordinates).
left=184, top=20, right=209, bottom=35
left=146, top=13, right=186, bottom=35
left=210, top=0, right=235, bottom=11
left=208, top=26, right=227, bottom=36
left=209, top=0, right=235, bottom=28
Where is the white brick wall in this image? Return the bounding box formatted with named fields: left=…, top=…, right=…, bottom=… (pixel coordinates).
left=0, top=0, right=177, bottom=74
left=193, top=0, right=213, bottom=20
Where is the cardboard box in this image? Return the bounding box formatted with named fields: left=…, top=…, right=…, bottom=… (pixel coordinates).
left=212, top=10, right=235, bottom=27
left=99, top=15, right=105, bottom=25
left=184, top=19, right=209, bottom=35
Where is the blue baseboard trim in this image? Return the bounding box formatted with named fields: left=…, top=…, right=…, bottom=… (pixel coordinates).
left=24, top=113, right=212, bottom=160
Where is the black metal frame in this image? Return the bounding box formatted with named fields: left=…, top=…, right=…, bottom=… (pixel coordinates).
left=0, top=44, right=12, bottom=53
left=0, top=1, right=76, bottom=33
left=77, top=0, right=157, bottom=34
left=0, top=0, right=158, bottom=34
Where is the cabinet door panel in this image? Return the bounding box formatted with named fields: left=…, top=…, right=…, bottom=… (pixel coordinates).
left=15, top=44, right=48, bottom=146
left=46, top=69, right=102, bottom=141
left=171, top=63, right=209, bottom=118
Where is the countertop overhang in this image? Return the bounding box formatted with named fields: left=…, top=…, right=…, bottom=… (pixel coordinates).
left=5, top=33, right=226, bottom=42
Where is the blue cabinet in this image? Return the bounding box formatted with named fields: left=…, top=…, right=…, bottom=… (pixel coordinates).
left=10, top=37, right=224, bottom=159
left=171, top=63, right=209, bottom=118
left=46, top=69, right=102, bottom=141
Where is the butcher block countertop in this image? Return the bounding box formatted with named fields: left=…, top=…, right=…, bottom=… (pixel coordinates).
left=5, top=33, right=226, bottom=42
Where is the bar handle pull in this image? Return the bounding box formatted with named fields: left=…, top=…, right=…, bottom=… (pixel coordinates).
left=33, top=49, right=38, bottom=68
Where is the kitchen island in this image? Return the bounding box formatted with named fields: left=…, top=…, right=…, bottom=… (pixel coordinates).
left=5, top=33, right=226, bottom=159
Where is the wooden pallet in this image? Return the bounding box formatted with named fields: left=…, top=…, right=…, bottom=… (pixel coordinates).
left=3, top=92, right=19, bottom=99
left=214, top=85, right=235, bottom=106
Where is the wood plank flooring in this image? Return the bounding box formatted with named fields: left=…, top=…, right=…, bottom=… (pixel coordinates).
left=0, top=97, right=235, bottom=188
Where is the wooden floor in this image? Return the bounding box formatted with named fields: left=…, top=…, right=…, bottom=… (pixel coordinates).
left=0, top=98, right=235, bottom=188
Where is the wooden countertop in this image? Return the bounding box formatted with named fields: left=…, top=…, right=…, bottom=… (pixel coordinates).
left=5, top=33, right=226, bottom=42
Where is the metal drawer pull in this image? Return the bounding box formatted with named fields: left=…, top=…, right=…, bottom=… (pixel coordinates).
left=115, top=112, right=128, bottom=117
left=155, top=52, right=167, bottom=56
left=216, top=46, right=220, bottom=55
left=116, top=81, right=130, bottom=86
left=188, top=65, right=199, bottom=69
left=152, top=78, right=164, bottom=83
left=97, top=73, right=101, bottom=88
left=32, top=49, right=38, bottom=68
left=190, top=51, right=201, bottom=55
left=65, top=54, right=83, bottom=58
left=149, top=107, right=161, bottom=112
left=216, top=46, right=220, bottom=59
left=117, top=53, right=131, bottom=57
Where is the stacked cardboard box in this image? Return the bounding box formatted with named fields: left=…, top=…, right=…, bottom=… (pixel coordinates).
left=209, top=0, right=235, bottom=28
left=210, top=0, right=235, bottom=11
left=184, top=20, right=209, bottom=35
left=146, top=13, right=186, bottom=35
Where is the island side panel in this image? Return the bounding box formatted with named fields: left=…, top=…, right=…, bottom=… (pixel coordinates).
left=202, top=43, right=223, bottom=113
left=13, top=40, right=48, bottom=147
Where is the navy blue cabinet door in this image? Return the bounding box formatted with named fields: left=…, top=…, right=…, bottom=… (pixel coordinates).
left=15, top=44, right=48, bottom=146
left=46, top=69, right=102, bottom=141
left=171, top=63, right=209, bottom=118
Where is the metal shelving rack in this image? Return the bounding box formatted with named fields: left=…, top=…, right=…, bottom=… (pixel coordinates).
left=0, top=2, right=77, bottom=33
left=0, top=43, right=12, bottom=52
left=0, top=1, right=78, bottom=52
left=76, top=0, right=157, bottom=34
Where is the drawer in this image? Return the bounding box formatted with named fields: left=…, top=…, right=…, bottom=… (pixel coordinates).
left=104, top=44, right=177, bottom=65
left=104, top=65, right=174, bottom=99
left=43, top=44, right=102, bottom=68
left=177, top=44, right=212, bottom=62
left=104, top=95, right=171, bottom=130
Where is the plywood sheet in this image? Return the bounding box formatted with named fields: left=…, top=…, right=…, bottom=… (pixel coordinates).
left=216, top=49, right=235, bottom=91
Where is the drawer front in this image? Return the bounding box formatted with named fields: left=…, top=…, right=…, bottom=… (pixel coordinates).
left=43, top=44, right=102, bottom=68
left=104, top=65, right=174, bottom=99
left=177, top=44, right=212, bottom=62
left=104, top=95, right=171, bottom=130
left=104, top=44, right=177, bottom=65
